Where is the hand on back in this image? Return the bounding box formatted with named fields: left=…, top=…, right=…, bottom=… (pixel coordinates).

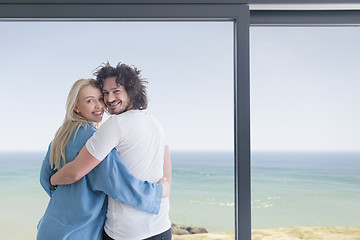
left=158, top=177, right=171, bottom=198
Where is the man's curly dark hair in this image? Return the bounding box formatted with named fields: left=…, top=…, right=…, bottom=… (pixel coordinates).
left=94, top=62, right=148, bottom=110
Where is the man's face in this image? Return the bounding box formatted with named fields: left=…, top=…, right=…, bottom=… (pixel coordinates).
left=102, top=76, right=131, bottom=114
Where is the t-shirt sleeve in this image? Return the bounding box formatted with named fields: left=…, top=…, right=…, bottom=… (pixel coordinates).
left=155, top=116, right=168, bottom=146
left=86, top=116, right=121, bottom=161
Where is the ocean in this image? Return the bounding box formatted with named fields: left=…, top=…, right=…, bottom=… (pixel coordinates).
left=0, top=151, right=359, bottom=239
left=251, top=152, right=360, bottom=229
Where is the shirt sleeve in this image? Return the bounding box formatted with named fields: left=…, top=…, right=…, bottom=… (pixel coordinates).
left=39, top=143, right=57, bottom=197
left=86, top=116, right=121, bottom=161
left=86, top=148, right=163, bottom=215
left=152, top=114, right=168, bottom=145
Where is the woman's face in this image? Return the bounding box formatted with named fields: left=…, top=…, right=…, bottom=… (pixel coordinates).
left=74, top=85, right=105, bottom=125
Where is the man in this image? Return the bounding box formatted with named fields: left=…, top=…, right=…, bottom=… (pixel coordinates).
left=51, top=62, right=172, bottom=240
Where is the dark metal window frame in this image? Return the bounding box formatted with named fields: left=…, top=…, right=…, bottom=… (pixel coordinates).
left=2, top=1, right=360, bottom=240
left=251, top=10, right=360, bottom=26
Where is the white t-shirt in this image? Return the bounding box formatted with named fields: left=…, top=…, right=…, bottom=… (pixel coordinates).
left=86, top=110, right=171, bottom=240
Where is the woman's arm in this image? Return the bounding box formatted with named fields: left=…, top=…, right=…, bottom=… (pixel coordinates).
left=87, top=148, right=164, bottom=214
left=50, top=145, right=100, bottom=186
left=40, top=144, right=57, bottom=197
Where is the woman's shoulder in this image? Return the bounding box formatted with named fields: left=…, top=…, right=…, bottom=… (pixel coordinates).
left=74, top=123, right=97, bottom=139
left=64, top=123, right=96, bottom=158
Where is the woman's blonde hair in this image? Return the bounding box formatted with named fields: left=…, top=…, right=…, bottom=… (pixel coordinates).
left=49, top=78, right=99, bottom=169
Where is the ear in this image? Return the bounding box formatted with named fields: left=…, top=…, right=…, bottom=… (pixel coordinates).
left=74, top=105, right=80, bottom=114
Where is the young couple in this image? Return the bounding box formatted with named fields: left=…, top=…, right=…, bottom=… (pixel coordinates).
left=37, top=63, right=172, bottom=240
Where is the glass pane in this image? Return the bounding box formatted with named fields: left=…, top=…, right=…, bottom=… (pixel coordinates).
left=0, top=22, right=234, bottom=239
left=251, top=27, right=360, bottom=238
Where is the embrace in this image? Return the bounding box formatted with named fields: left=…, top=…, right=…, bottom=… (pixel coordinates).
left=37, top=62, right=172, bottom=240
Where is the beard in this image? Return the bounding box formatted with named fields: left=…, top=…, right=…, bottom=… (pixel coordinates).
left=107, top=100, right=131, bottom=115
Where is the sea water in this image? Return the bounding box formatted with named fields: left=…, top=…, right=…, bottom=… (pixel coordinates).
left=0, top=151, right=359, bottom=239
left=170, top=151, right=235, bottom=232
left=0, top=152, right=49, bottom=240
left=251, top=152, right=360, bottom=229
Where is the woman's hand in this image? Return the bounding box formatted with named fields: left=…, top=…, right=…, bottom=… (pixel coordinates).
left=158, top=177, right=171, bottom=198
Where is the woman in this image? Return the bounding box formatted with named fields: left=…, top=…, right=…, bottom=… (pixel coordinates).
left=37, top=78, right=165, bottom=240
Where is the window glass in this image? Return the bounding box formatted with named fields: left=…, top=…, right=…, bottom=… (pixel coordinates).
left=0, top=21, right=234, bottom=238
left=251, top=27, right=360, bottom=232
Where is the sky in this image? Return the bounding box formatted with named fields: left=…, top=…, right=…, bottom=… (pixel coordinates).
left=251, top=27, right=360, bottom=152
left=0, top=22, right=234, bottom=152
left=0, top=22, right=359, bottom=152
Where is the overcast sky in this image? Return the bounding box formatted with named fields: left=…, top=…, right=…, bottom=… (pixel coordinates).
left=251, top=27, right=360, bottom=152
left=0, top=22, right=359, bottom=152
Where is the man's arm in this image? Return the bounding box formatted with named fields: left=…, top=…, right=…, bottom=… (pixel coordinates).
left=162, top=145, right=172, bottom=195
left=50, top=145, right=100, bottom=186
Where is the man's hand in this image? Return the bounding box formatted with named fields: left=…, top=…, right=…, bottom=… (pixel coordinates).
left=158, top=177, right=171, bottom=198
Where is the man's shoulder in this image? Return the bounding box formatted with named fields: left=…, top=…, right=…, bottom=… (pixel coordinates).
left=104, top=110, right=162, bottom=131
left=111, top=109, right=147, bottom=121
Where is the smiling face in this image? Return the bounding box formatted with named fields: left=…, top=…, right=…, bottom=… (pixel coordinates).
left=102, top=76, right=132, bottom=115
left=74, top=85, right=105, bottom=125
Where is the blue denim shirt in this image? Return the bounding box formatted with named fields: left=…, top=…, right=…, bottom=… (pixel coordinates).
left=37, top=123, right=162, bottom=240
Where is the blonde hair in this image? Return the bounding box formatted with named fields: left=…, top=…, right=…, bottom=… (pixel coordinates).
left=49, top=78, right=99, bottom=169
